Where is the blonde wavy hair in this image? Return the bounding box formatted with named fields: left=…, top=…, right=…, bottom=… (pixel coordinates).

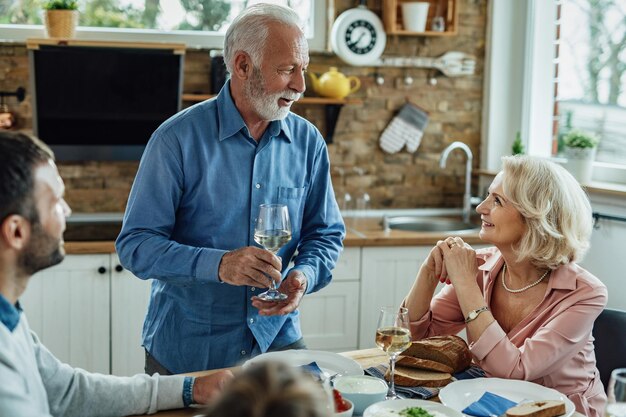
left=501, top=155, right=593, bottom=269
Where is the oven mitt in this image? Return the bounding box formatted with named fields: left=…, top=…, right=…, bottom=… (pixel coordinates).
left=462, top=391, right=517, bottom=417
left=379, top=103, right=429, bottom=154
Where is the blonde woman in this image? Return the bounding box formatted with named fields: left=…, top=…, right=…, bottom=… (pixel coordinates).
left=404, top=155, right=607, bottom=416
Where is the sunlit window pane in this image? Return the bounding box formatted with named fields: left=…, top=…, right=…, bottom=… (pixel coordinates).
left=556, top=0, right=626, bottom=165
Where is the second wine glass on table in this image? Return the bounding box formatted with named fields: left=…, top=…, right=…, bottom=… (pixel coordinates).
left=253, top=204, right=292, bottom=301
left=375, top=306, right=412, bottom=400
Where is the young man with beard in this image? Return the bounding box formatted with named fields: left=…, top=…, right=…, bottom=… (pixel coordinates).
left=116, top=3, right=345, bottom=374
left=0, top=132, right=233, bottom=416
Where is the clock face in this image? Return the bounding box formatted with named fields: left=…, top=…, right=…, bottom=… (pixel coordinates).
left=345, top=19, right=377, bottom=55
left=331, top=7, right=387, bottom=66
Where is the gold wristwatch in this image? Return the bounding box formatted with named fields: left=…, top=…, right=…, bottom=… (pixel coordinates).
left=464, top=306, right=489, bottom=323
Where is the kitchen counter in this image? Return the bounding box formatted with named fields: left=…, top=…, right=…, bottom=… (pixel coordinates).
left=64, top=215, right=482, bottom=254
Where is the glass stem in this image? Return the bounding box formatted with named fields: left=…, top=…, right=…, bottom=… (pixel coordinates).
left=388, top=353, right=397, bottom=398
left=268, top=251, right=280, bottom=291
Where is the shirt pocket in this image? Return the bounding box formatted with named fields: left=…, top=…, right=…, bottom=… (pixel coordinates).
left=277, top=186, right=307, bottom=234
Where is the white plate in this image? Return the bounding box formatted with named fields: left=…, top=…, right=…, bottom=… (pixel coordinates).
left=364, top=399, right=464, bottom=417
left=439, top=378, right=575, bottom=417
left=244, top=349, right=363, bottom=379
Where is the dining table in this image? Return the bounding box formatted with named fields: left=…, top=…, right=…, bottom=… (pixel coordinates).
left=147, top=348, right=585, bottom=417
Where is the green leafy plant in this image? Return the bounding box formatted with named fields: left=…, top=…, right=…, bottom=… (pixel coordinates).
left=512, top=131, right=525, bottom=155
left=563, top=129, right=599, bottom=149
left=43, top=0, right=78, bottom=10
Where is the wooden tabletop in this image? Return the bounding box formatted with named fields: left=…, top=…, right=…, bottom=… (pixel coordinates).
left=147, top=348, right=584, bottom=417
left=149, top=349, right=386, bottom=417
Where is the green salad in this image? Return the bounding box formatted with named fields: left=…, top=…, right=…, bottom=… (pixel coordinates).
left=398, top=406, right=434, bottom=417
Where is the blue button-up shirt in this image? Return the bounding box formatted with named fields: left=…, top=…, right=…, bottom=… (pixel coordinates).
left=0, top=294, right=21, bottom=332
left=116, top=82, right=345, bottom=373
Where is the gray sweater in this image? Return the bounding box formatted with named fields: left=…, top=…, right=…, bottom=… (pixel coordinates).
left=0, top=313, right=186, bottom=416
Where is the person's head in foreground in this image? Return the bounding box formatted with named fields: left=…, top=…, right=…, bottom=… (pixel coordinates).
left=201, top=361, right=330, bottom=417
left=0, top=131, right=70, bottom=284
left=477, top=154, right=593, bottom=269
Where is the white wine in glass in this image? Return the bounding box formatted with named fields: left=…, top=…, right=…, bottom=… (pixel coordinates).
left=376, top=306, right=411, bottom=400
left=607, top=368, right=626, bottom=417
left=253, top=204, right=291, bottom=301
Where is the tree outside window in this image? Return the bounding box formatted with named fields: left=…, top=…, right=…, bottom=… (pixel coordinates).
left=557, top=0, right=626, bottom=165
left=0, top=0, right=312, bottom=34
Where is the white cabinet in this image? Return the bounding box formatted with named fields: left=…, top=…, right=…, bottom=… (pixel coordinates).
left=20, top=255, right=111, bottom=374
left=20, top=254, right=151, bottom=376
left=299, top=247, right=360, bottom=352
left=111, top=254, right=152, bottom=376
left=359, top=246, right=431, bottom=349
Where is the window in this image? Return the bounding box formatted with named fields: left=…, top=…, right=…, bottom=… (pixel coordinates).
left=482, top=0, right=626, bottom=184
left=555, top=0, right=626, bottom=182
left=0, top=0, right=326, bottom=50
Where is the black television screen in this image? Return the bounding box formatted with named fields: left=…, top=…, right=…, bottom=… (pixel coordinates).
left=29, top=42, right=184, bottom=160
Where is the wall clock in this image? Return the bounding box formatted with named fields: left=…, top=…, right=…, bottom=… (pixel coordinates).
left=330, top=4, right=387, bottom=66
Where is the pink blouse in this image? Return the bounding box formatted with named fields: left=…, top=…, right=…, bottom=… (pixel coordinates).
left=410, top=247, right=608, bottom=417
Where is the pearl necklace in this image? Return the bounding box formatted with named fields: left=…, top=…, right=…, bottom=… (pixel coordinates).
left=502, top=264, right=550, bottom=293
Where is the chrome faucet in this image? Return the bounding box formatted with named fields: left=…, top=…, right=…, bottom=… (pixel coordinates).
left=439, top=141, right=477, bottom=224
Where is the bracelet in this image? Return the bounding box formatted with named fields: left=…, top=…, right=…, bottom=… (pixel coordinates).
left=464, top=306, right=489, bottom=323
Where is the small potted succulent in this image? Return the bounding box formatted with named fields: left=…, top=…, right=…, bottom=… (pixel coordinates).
left=562, top=129, right=599, bottom=183
left=42, top=0, right=79, bottom=39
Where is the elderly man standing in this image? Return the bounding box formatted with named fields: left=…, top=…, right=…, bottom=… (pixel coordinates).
left=0, top=132, right=232, bottom=416
left=116, top=3, right=345, bottom=374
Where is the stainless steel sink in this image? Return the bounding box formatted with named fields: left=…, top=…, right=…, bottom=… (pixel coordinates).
left=382, top=216, right=480, bottom=233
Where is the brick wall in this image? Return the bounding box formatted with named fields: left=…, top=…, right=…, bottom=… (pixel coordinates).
left=0, top=0, right=486, bottom=212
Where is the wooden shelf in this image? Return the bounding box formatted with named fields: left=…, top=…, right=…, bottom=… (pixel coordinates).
left=182, top=93, right=362, bottom=105
left=382, top=0, right=458, bottom=36
left=182, top=94, right=362, bottom=143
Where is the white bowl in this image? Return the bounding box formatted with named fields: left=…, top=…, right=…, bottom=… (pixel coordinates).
left=334, top=375, right=388, bottom=415
left=334, top=398, right=354, bottom=417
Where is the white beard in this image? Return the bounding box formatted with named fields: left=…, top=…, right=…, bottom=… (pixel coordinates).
left=245, top=67, right=300, bottom=121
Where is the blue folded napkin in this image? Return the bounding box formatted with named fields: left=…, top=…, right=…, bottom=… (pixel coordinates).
left=300, top=361, right=324, bottom=381
left=462, top=392, right=517, bottom=417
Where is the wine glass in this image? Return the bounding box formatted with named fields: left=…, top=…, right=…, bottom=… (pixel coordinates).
left=375, top=306, right=411, bottom=400
left=607, top=368, right=626, bottom=417
left=253, top=204, right=292, bottom=301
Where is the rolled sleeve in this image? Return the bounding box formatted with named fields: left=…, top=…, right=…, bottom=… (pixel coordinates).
left=469, top=320, right=507, bottom=361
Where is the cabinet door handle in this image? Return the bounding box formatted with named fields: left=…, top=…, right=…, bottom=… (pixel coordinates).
left=115, top=264, right=124, bottom=273
left=98, top=266, right=107, bottom=274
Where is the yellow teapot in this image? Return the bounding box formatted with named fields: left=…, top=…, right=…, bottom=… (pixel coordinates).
left=308, top=67, right=361, bottom=99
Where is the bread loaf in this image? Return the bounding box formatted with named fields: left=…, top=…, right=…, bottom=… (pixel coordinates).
left=505, top=400, right=566, bottom=417
left=384, top=366, right=452, bottom=387
left=403, top=335, right=471, bottom=373
left=396, top=356, right=454, bottom=373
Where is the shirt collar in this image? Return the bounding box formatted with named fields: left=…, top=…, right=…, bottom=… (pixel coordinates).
left=216, top=80, right=293, bottom=143
left=478, top=248, right=576, bottom=291
left=0, top=293, right=22, bottom=332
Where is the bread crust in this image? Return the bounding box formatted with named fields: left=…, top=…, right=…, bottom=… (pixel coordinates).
left=396, top=356, right=455, bottom=373
left=384, top=365, right=452, bottom=387
left=505, top=400, right=566, bottom=417
left=404, top=335, right=471, bottom=373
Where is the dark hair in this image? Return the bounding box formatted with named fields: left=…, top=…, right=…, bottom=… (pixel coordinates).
left=201, top=361, right=330, bottom=417
left=0, top=131, right=54, bottom=224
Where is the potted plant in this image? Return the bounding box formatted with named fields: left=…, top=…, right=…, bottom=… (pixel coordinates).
left=42, top=0, right=79, bottom=39
left=562, top=129, right=599, bottom=183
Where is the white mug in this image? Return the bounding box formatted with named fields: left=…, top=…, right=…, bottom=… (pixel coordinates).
left=402, top=2, right=430, bottom=32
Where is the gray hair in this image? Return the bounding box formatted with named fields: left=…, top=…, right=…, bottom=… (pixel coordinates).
left=223, top=3, right=304, bottom=73
left=501, top=155, right=593, bottom=269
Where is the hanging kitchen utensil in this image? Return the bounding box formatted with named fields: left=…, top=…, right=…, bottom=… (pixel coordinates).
left=374, top=51, right=476, bottom=77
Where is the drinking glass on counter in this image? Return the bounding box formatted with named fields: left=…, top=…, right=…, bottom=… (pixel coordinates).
left=253, top=204, right=291, bottom=301
left=607, top=368, right=626, bottom=417
left=375, top=306, right=411, bottom=400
